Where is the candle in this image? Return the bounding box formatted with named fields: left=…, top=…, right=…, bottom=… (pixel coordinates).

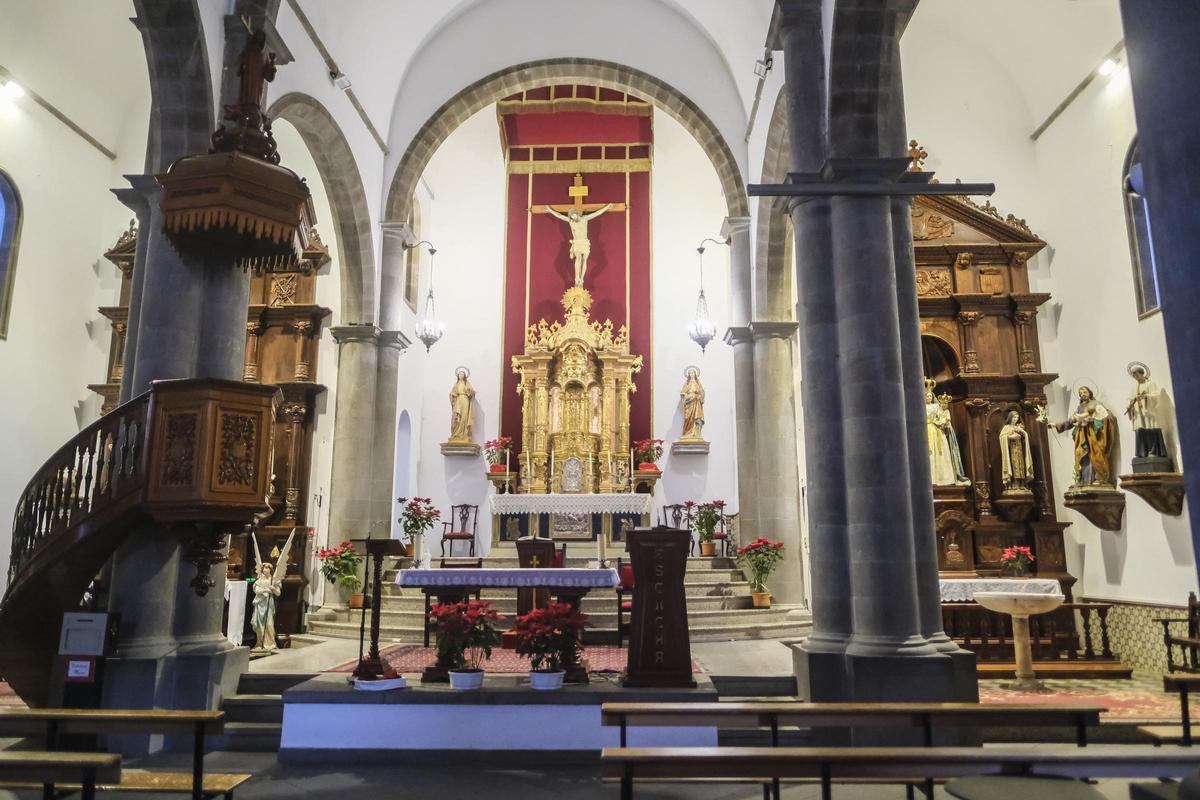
left=551, top=450, right=556, bottom=490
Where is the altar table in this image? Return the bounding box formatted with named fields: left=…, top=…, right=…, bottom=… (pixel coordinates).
left=397, top=567, right=619, bottom=613
left=938, top=577, right=1063, bottom=602
left=488, top=494, right=654, bottom=543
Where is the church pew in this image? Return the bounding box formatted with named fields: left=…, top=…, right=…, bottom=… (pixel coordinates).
left=600, top=744, right=1200, bottom=800
left=1137, top=674, right=1200, bottom=746
left=0, top=751, right=121, bottom=800
left=0, top=708, right=248, bottom=800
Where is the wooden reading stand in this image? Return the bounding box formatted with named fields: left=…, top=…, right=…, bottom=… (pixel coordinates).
left=622, top=526, right=695, bottom=689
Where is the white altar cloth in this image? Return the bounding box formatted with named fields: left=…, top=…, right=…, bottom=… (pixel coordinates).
left=489, top=493, right=653, bottom=516
left=939, top=577, right=1063, bottom=603
left=397, top=567, right=619, bottom=590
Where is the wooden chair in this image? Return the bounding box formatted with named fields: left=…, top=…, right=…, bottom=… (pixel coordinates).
left=440, top=504, right=480, bottom=557
left=660, top=504, right=690, bottom=529
left=615, top=557, right=635, bottom=648
left=422, top=558, right=483, bottom=647
left=708, top=511, right=736, bottom=558
left=1157, top=591, right=1200, bottom=673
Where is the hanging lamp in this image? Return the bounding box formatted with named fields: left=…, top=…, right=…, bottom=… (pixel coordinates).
left=688, top=237, right=727, bottom=352
left=408, top=240, right=444, bottom=352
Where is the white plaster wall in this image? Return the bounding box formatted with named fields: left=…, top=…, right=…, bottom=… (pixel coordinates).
left=0, top=2, right=149, bottom=589
left=403, top=105, right=737, bottom=554
left=902, top=29, right=1195, bottom=605
left=272, top=120, right=344, bottom=609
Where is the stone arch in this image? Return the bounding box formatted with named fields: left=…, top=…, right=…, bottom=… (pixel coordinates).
left=383, top=58, right=749, bottom=225
left=131, top=0, right=214, bottom=172
left=754, top=86, right=794, bottom=322
left=268, top=92, right=376, bottom=324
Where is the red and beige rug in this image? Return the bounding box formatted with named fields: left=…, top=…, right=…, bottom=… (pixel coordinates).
left=979, top=675, right=1195, bottom=723
left=326, top=645, right=697, bottom=675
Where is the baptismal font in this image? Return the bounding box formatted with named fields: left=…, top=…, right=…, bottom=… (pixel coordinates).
left=512, top=286, right=647, bottom=495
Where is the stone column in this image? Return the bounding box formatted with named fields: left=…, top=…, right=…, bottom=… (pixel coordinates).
left=327, top=325, right=380, bottom=561
left=369, top=332, right=409, bottom=538
left=722, top=217, right=759, bottom=539
left=194, top=259, right=251, bottom=380
left=113, top=176, right=153, bottom=405
left=749, top=321, right=805, bottom=605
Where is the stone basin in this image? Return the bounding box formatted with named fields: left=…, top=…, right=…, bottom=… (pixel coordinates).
left=973, top=591, right=1064, bottom=617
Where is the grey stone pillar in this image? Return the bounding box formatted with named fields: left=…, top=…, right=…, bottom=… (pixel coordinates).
left=749, top=322, right=805, bottom=605
left=194, top=262, right=251, bottom=380
left=369, top=331, right=410, bottom=537
left=378, top=222, right=411, bottom=332
left=327, top=325, right=380, bottom=577
left=723, top=216, right=759, bottom=539
left=113, top=178, right=153, bottom=405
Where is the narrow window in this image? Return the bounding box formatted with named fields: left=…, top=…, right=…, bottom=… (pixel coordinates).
left=1123, top=139, right=1161, bottom=318
left=0, top=170, right=22, bottom=338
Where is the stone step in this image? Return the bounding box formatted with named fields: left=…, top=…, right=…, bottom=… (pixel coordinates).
left=235, top=672, right=315, bottom=695
left=382, top=557, right=740, bottom=579
left=209, top=722, right=282, bottom=753
left=221, top=694, right=284, bottom=724
left=361, top=605, right=792, bottom=628
left=372, top=594, right=755, bottom=613
left=381, top=580, right=751, bottom=600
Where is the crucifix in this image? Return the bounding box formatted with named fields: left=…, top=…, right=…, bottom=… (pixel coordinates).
left=533, top=173, right=627, bottom=287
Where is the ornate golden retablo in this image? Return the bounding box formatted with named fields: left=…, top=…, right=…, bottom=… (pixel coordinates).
left=513, top=287, right=642, bottom=494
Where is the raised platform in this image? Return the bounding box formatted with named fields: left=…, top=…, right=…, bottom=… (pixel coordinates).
left=278, top=673, right=719, bottom=762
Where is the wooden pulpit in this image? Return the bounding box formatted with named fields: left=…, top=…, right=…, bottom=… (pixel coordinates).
left=622, top=526, right=696, bottom=688
left=515, top=536, right=558, bottom=616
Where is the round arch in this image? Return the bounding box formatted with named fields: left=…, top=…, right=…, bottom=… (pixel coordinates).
left=268, top=92, right=376, bottom=324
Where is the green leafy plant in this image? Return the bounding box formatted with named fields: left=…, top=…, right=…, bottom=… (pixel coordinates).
left=397, top=496, right=441, bottom=544
left=316, top=541, right=363, bottom=593
left=514, top=602, right=589, bottom=672
left=736, top=537, right=785, bottom=594
left=429, top=599, right=505, bottom=671
left=694, top=499, right=725, bottom=543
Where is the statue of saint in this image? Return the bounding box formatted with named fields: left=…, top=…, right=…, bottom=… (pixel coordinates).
left=549, top=385, right=563, bottom=434
left=542, top=203, right=613, bottom=287
left=1125, top=362, right=1170, bottom=461
left=250, top=527, right=297, bottom=652
left=448, top=367, right=476, bottom=443
left=588, top=385, right=602, bottom=435
left=680, top=367, right=706, bottom=440
left=1044, top=385, right=1117, bottom=487
left=925, top=380, right=970, bottom=486
left=999, top=409, right=1034, bottom=492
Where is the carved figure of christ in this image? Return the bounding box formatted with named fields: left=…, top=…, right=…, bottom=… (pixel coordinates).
left=533, top=173, right=627, bottom=287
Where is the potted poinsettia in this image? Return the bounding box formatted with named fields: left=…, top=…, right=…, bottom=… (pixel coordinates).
left=513, top=602, right=589, bottom=690
left=695, top=501, right=723, bottom=557
left=316, top=540, right=365, bottom=608
left=428, top=599, right=504, bottom=690
left=483, top=436, right=513, bottom=473
left=1000, top=545, right=1035, bottom=577
left=633, top=438, right=665, bottom=471
left=397, top=496, right=440, bottom=562
left=736, top=537, right=785, bottom=608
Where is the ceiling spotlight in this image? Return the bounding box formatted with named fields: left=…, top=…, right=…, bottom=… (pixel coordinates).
left=1098, top=58, right=1118, bottom=77
left=330, top=72, right=352, bottom=91
left=753, top=57, right=773, bottom=80
left=1, top=81, right=25, bottom=100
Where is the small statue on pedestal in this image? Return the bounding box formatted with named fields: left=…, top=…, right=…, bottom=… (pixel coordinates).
left=672, top=366, right=709, bottom=454
left=250, top=527, right=297, bottom=653
left=441, top=367, right=481, bottom=455
left=1045, top=385, right=1118, bottom=488
left=999, top=410, right=1035, bottom=493
left=1125, top=362, right=1174, bottom=472
left=925, top=380, right=970, bottom=486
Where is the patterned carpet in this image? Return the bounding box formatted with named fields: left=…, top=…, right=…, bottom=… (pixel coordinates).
left=979, top=674, right=1194, bottom=723
left=326, top=645, right=692, bottom=675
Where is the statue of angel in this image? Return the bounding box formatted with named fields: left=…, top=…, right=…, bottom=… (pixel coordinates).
left=250, top=527, right=297, bottom=652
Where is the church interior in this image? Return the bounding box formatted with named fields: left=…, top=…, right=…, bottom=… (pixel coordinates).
left=2, top=0, right=1200, bottom=797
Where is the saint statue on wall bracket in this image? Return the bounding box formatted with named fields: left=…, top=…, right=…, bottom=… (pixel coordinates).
left=441, top=366, right=481, bottom=456
left=1040, top=383, right=1125, bottom=530
left=672, top=366, right=709, bottom=455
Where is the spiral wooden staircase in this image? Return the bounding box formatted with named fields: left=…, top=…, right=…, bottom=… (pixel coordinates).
left=0, top=378, right=279, bottom=706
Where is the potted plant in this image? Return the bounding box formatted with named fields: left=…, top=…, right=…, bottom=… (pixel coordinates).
left=316, top=540, right=365, bottom=608
left=736, top=537, right=785, bottom=608
left=513, top=601, right=589, bottom=690
left=428, top=599, right=504, bottom=690
left=1000, top=545, right=1035, bottom=577
left=633, top=438, right=664, bottom=471
left=483, top=437, right=513, bottom=473
left=397, top=496, right=440, bottom=561
left=695, top=501, right=722, bottom=557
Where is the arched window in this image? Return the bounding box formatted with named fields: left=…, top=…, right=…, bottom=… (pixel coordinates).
left=0, top=169, right=21, bottom=338
left=1123, top=139, right=1161, bottom=318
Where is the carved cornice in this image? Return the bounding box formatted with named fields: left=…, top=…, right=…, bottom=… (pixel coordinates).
left=378, top=330, right=411, bottom=352
left=329, top=324, right=380, bottom=345
left=1010, top=292, right=1052, bottom=311
left=749, top=320, right=799, bottom=340
left=1120, top=473, right=1186, bottom=516
left=98, top=306, right=129, bottom=325
left=723, top=325, right=752, bottom=346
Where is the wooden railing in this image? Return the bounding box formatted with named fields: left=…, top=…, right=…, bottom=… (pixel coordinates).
left=7, top=395, right=150, bottom=587
left=942, top=602, right=1116, bottom=663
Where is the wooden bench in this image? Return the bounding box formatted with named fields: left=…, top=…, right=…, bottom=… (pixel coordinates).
left=1138, top=674, right=1200, bottom=746
left=0, top=751, right=121, bottom=800
left=602, top=701, right=1105, bottom=799
left=0, top=708, right=249, bottom=800
left=601, top=744, right=1200, bottom=800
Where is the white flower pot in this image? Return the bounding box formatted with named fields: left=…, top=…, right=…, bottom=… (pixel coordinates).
left=448, top=669, right=485, bottom=690
left=529, top=670, right=566, bottom=690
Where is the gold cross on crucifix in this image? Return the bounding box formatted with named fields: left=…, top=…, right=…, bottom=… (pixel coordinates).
left=531, top=174, right=629, bottom=287
left=529, top=555, right=541, bottom=568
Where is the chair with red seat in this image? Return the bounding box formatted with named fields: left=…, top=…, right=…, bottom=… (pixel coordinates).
left=615, top=558, right=635, bottom=647
left=440, top=504, right=480, bottom=557
left=710, top=510, right=737, bottom=558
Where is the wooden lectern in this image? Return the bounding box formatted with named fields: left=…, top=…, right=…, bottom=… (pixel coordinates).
left=352, top=538, right=409, bottom=680
left=622, top=526, right=696, bottom=688
left=515, top=536, right=558, bottom=615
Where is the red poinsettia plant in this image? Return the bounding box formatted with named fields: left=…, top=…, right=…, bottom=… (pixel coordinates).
left=633, top=438, right=665, bottom=469
left=513, top=602, right=590, bottom=673
left=428, top=599, right=505, bottom=671
left=315, top=540, right=363, bottom=593
left=483, top=436, right=513, bottom=469
left=1000, top=545, right=1035, bottom=575
left=736, top=537, right=785, bottom=594
left=694, top=500, right=725, bottom=543
left=396, top=496, right=440, bottom=544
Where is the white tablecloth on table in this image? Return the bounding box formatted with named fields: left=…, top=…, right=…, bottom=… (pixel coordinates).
left=939, top=578, right=1063, bottom=602
left=396, top=567, right=620, bottom=589
left=489, top=493, right=653, bottom=516
left=223, top=579, right=247, bottom=646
